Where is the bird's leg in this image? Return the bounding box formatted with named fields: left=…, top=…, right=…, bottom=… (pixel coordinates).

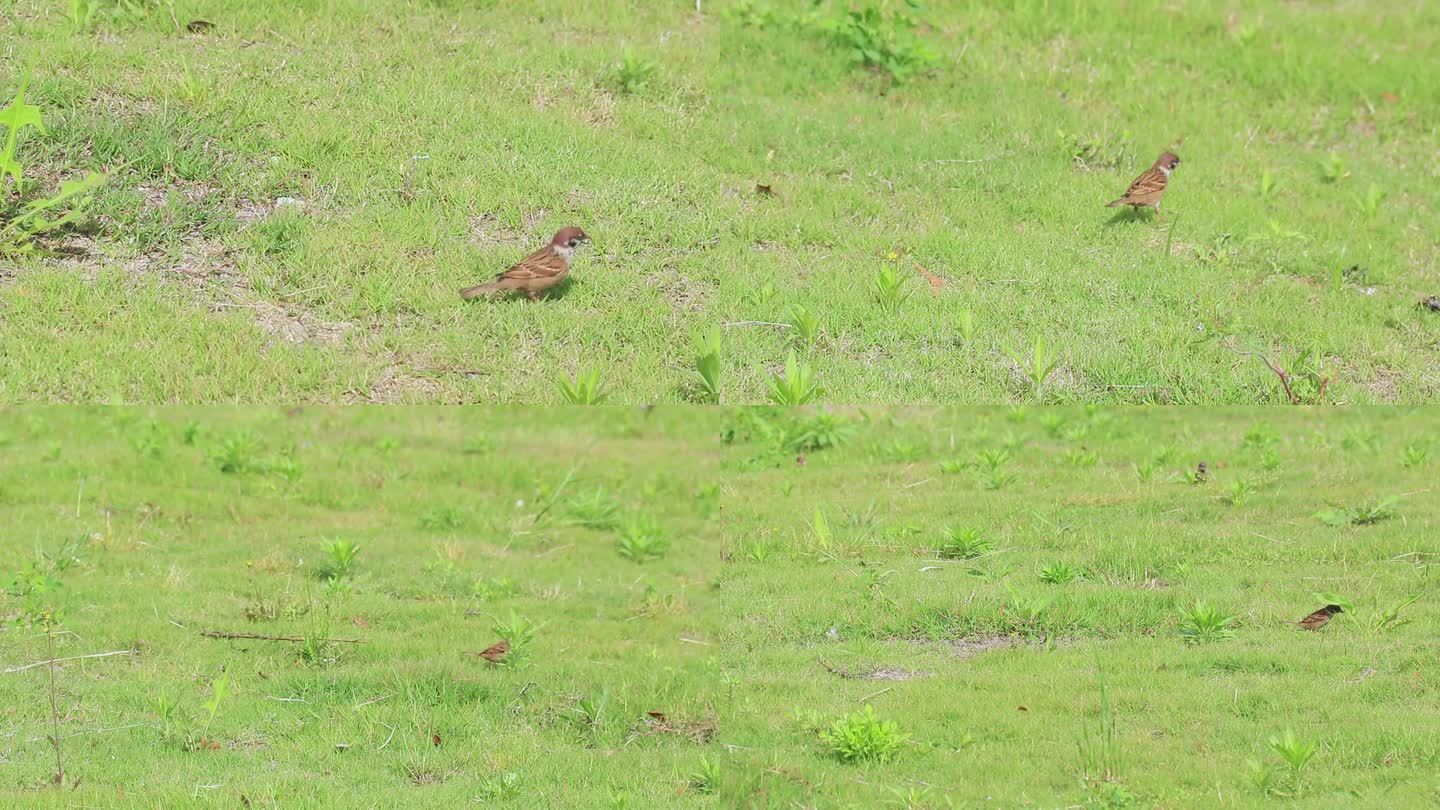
left=1154, top=203, right=1164, bottom=222
left=526, top=290, right=539, bottom=301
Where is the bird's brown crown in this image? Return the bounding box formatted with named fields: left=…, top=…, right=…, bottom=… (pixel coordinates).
left=1155, top=152, right=1181, bottom=170
left=551, top=227, right=589, bottom=248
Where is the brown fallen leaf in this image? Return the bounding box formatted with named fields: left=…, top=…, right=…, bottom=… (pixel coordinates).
left=431, top=733, right=442, bottom=747
left=1017, top=706, right=1028, bottom=712
left=186, top=19, right=215, bottom=33
left=912, top=260, right=945, bottom=293
left=754, top=183, right=774, bottom=196
left=646, top=711, right=668, bottom=721
left=350, top=615, right=370, bottom=628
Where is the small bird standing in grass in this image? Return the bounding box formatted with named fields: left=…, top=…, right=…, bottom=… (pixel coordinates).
left=468, top=639, right=509, bottom=663
left=460, top=226, right=590, bottom=301
left=1296, top=604, right=1343, bottom=631
left=1108, top=152, right=1181, bottom=219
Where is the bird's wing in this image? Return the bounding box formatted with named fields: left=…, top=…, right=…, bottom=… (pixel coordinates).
left=1119, top=167, right=1167, bottom=201
left=495, top=247, right=567, bottom=282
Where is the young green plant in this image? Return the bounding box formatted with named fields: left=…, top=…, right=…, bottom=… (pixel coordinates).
left=691, top=325, right=723, bottom=403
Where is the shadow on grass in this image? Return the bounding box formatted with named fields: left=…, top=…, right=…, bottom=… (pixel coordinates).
left=1102, top=207, right=1157, bottom=227
left=460, top=278, right=577, bottom=304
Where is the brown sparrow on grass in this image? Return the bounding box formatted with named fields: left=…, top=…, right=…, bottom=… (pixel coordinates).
left=468, top=639, right=509, bottom=663
left=1108, top=152, right=1180, bottom=219
left=460, top=227, right=590, bottom=301
left=1296, top=604, right=1342, bottom=631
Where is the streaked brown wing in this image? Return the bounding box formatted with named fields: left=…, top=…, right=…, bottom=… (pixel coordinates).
left=1119, top=167, right=1167, bottom=204
left=495, top=247, right=567, bottom=283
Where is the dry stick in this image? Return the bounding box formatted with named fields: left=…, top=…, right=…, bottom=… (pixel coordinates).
left=45, top=621, right=63, bottom=786
left=3, top=649, right=136, bottom=674
left=352, top=693, right=395, bottom=710
left=722, top=321, right=793, bottom=329
left=1220, top=341, right=1332, bottom=405
left=529, top=444, right=596, bottom=528
left=1257, top=354, right=1300, bottom=405
left=200, top=630, right=365, bottom=644
left=858, top=686, right=894, bottom=703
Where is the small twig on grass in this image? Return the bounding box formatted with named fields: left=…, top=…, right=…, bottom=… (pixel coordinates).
left=3, top=649, right=136, bottom=674
left=200, top=630, right=365, bottom=644
left=1220, top=341, right=1332, bottom=405
left=928, top=153, right=1007, bottom=164
left=529, top=444, right=596, bottom=528
left=352, top=693, right=395, bottom=710
left=859, top=686, right=894, bottom=703
left=45, top=619, right=63, bottom=786
left=722, top=321, right=794, bottom=329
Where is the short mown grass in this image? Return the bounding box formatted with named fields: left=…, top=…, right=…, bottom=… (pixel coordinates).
left=0, top=407, right=724, bottom=805
left=2, top=1, right=1438, bottom=403
left=3, top=406, right=1438, bottom=804
left=719, top=407, right=1439, bottom=806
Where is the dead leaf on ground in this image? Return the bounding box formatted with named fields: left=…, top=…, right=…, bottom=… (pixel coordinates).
left=912, top=260, right=946, bottom=292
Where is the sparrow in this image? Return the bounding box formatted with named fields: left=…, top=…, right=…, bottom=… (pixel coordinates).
left=1296, top=604, right=1342, bottom=631
left=459, top=226, right=590, bottom=301
left=468, top=639, right=509, bottom=663
left=1108, top=152, right=1181, bottom=219
left=1193, top=461, right=1208, bottom=483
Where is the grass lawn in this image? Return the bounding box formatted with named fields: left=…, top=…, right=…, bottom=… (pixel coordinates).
left=3, top=406, right=1438, bottom=806
left=720, top=407, right=1439, bottom=807
left=3, top=1, right=1438, bottom=403
left=0, top=407, right=726, bottom=806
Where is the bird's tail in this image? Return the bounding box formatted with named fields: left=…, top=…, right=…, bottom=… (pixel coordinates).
left=1106, top=197, right=1127, bottom=208
left=459, top=282, right=500, bottom=300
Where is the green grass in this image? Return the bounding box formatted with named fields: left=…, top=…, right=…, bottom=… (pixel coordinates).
left=720, top=407, right=1440, bottom=806
left=6, top=407, right=1436, bottom=806
left=3, top=1, right=1438, bottom=402
left=0, top=407, right=725, bottom=806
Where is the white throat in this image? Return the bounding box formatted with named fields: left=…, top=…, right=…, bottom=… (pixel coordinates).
left=552, top=243, right=575, bottom=264
left=1159, top=166, right=1172, bottom=178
